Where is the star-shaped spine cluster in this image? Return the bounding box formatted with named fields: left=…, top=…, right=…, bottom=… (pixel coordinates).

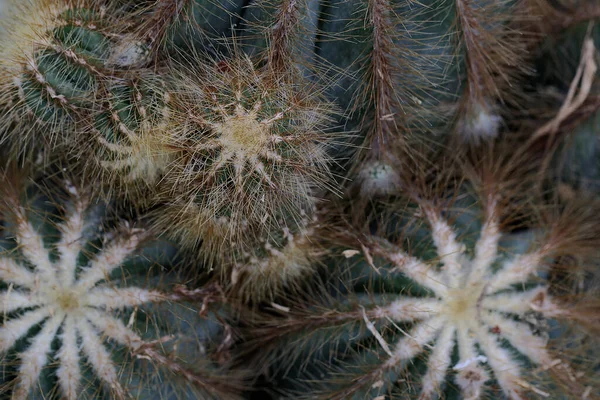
left=158, top=53, right=336, bottom=255
left=0, top=190, right=167, bottom=399
left=178, top=54, right=332, bottom=205
left=363, top=201, right=568, bottom=399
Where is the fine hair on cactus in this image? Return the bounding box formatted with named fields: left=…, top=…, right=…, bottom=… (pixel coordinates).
left=154, top=44, right=339, bottom=262
left=0, top=1, right=148, bottom=148
left=228, top=207, right=330, bottom=303
left=244, top=143, right=600, bottom=399
left=448, top=0, right=535, bottom=143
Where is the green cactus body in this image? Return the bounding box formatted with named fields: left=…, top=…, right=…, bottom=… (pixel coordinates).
left=555, top=108, right=600, bottom=194
left=1, top=2, right=125, bottom=125
left=168, top=0, right=247, bottom=50
left=251, top=177, right=596, bottom=399
left=0, top=179, right=245, bottom=399
left=0, top=1, right=178, bottom=190
left=24, top=8, right=110, bottom=117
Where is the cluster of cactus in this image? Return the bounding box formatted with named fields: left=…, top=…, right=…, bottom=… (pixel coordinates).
left=0, top=0, right=598, bottom=399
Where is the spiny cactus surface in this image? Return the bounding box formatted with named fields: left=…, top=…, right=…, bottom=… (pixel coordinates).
left=152, top=49, right=338, bottom=264
left=0, top=0, right=598, bottom=399
left=246, top=151, right=599, bottom=399
left=0, top=176, right=246, bottom=399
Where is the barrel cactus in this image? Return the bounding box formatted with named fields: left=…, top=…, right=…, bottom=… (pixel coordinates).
left=0, top=0, right=187, bottom=201
left=154, top=49, right=337, bottom=262
left=0, top=171, right=246, bottom=399
left=0, top=0, right=598, bottom=399
left=0, top=1, right=146, bottom=137
left=246, top=147, right=600, bottom=399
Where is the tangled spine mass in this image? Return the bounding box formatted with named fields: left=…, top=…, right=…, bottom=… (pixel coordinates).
left=158, top=53, right=336, bottom=257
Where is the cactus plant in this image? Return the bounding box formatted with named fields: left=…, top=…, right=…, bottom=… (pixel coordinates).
left=0, top=0, right=599, bottom=399
left=153, top=49, right=337, bottom=262
left=0, top=0, right=189, bottom=199
left=246, top=146, right=600, bottom=399
left=0, top=170, right=247, bottom=399
left=0, top=1, right=144, bottom=135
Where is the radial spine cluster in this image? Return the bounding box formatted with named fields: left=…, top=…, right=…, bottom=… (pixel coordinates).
left=370, top=204, right=562, bottom=399
left=160, top=53, right=335, bottom=258
left=0, top=187, right=170, bottom=399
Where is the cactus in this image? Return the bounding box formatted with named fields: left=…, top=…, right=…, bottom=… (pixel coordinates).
left=153, top=49, right=337, bottom=262
left=0, top=0, right=185, bottom=201
left=246, top=146, right=600, bottom=399
left=0, top=0, right=599, bottom=399
left=0, top=1, right=142, bottom=134
left=0, top=171, right=246, bottom=399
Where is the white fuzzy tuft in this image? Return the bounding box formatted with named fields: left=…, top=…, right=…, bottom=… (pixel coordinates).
left=459, top=102, right=502, bottom=142
left=358, top=161, right=401, bottom=197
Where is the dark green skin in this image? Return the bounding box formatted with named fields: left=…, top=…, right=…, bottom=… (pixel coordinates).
left=94, top=77, right=166, bottom=147
left=18, top=8, right=164, bottom=149
left=21, top=9, right=109, bottom=121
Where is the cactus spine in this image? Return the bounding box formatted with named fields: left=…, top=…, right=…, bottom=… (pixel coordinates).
left=0, top=172, right=246, bottom=399
left=0, top=0, right=598, bottom=399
